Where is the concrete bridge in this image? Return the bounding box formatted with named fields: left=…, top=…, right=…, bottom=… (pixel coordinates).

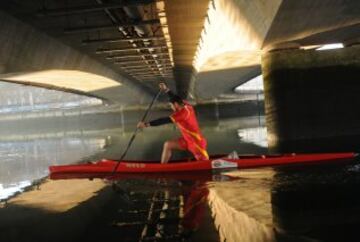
left=0, top=0, right=359, bottom=151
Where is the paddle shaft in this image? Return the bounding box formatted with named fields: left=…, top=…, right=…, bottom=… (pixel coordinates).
left=111, top=90, right=161, bottom=174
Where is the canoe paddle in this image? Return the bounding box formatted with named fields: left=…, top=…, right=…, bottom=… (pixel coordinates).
left=111, top=90, right=161, bottom=174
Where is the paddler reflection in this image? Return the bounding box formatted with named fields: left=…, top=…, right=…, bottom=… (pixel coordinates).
left=181, top=181, right=209, bottom=235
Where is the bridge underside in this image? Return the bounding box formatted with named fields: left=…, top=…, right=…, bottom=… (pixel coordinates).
left=0, top=0, right=357, bottom=106
left=0, top=0, right=360, bottom=152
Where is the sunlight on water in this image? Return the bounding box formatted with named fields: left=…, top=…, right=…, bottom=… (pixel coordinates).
left=0, top=180, right=31, bottom=200
left=237, top=127, right=268, bottom=147
left=0, top=137, right=106, bottom=200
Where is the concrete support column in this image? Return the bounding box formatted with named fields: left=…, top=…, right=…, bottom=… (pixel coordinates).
left=262, top=46, right=360, bottom=152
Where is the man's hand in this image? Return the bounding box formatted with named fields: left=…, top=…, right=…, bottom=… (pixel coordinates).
left=137, top=121, right=148, bottom=129
left=159, top=83, right=169, bottom=92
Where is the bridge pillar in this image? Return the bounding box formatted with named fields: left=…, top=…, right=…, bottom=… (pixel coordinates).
left=262, top=46, right=360, bottom=152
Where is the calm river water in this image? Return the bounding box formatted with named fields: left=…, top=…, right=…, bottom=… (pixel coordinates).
left=0, top=110, right=359, bottom=242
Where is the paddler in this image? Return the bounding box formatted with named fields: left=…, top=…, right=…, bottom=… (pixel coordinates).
left=137, top=83, right=209, bottom=164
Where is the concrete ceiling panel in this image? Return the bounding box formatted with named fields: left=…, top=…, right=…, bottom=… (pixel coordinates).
left=1, top=0, right=359, bottom=105
left=196, top=65, right=261, bottom=101
left=193, top=0, right=281, bottom=101
left=263, top=0, right=360, bottom=49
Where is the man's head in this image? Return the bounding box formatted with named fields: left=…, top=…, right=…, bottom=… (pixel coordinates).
left=169, top=95, right=184, bottom=111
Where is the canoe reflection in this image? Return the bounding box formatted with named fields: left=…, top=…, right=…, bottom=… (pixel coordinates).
left=49, top=171, right=226, bottom=241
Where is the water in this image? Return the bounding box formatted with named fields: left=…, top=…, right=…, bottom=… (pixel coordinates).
left=0, top=111, right=359, bottom=242
left=0, top=136, right=106, bottom=200
left=0, top=114, right=266, bottom=201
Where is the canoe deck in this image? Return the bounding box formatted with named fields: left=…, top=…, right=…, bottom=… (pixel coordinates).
left=49, top=152, right=356, bottom=174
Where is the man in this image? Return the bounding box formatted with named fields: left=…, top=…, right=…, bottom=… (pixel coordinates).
left=137, top=83, right=209, bottom=164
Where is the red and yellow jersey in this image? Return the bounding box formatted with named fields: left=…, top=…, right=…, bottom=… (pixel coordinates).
left=170, top=103, right=209, bottom=160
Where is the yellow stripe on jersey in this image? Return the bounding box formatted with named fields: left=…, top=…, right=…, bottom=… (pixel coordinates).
left=194, top=143, right=209, bottom=160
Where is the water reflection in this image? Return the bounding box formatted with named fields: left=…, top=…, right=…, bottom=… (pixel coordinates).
left=0, top=110, right=272, bottom=241
left=238, top=126, right=268, bottom=148
left=181, top=181, right=209, bottom=234
left=209, top=169, right=275, bottom=242
left=271, top=163, right=360, bottom=242
left=0, top=180, right=31, bottom=200
left=86, top=177, right=218, bottom=242
left=0, top=113, right=266, bottom=201
left=0, top=136, right=106, bottom=201
left=2, top=105, right=360, bottom=242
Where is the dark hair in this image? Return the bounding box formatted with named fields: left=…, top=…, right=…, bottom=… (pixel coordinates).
left=169, top=95, right=184, bottom=105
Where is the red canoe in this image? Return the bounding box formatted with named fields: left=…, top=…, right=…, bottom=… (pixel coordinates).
left=49, top=153, right=356, bottom=175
